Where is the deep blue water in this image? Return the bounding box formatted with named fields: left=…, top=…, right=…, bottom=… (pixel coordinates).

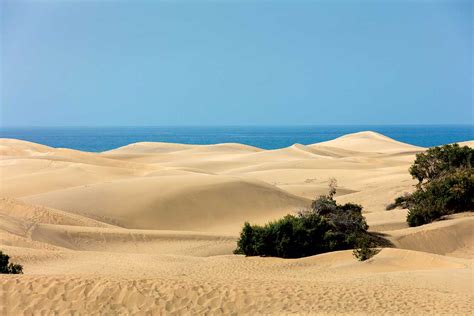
left=0, top=125, right=472, bottom=152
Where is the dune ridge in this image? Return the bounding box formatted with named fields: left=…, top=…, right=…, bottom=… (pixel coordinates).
left=1, top=132, right=473, bottom=314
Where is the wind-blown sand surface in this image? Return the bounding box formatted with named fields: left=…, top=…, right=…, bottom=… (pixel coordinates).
left=0, top=131, right=472, bottom=314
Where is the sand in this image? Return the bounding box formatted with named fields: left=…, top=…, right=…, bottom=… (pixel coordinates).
left=0, top=131, right=473, bottom=314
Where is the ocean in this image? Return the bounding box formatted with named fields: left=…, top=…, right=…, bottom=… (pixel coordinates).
left=0, top=125, right=472, bottom=152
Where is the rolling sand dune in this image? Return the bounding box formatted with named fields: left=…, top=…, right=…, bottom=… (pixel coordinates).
left=312, top=131, right=425, bottom=153
left=0, top=139, right=53, bottom=156
left=1, top=132, right=473, bottom=314
left=388, top=214, right=474, bottom=259
left=23, top=175, right=309, bottom=232
left=0, top=161, right=141, bottom=197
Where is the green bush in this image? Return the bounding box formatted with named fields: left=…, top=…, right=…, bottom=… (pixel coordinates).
left=386, top=193, right=413, bottom=210
left=353, top=234, right=379, bottom=261
left=0, top=251, right=23, bottom=274
left=235, top=186, right=371, bottom=258
left=394, top=144, right=474, bottom=227
left=234, top=214, right=335, bottom=258
left=409, top=144, right=473, bottom=184
left=407, top=168, right=473, bottom=226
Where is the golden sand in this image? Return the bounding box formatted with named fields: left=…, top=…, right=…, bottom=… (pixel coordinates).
left=1, top=132, right=472, bottom=314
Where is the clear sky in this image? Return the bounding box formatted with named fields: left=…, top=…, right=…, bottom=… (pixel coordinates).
left=1, top=0, right=472, bottom=126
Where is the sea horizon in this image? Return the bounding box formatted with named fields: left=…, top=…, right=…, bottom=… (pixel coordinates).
left=1, top=124, right=472, bottom=152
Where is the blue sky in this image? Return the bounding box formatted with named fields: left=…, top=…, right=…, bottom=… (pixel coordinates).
left=1, top=0, right=472, bottom=126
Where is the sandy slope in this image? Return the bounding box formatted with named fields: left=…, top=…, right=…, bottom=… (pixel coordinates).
left=23, top=175, right=308, bottom=232
left=1, top=132, right=473, bottom=314
left=312, top=131, right=425, bottom=153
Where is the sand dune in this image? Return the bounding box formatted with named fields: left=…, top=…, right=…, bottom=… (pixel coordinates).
left=1, top=131, right=473, bottom=314
left=312, top=131, right=425, bottom=153
left=23, top=174, right=309, bottom=232
left=0, top=161, right=141, bottom=197
left=105, top=141, right=261, bottom=155
left=30, top=224, right=236, bottom=256
left=364, top=208, right=409, bottom=231
left=0, top=138, right=53, bottom=156
left=0, top=198, right=114, bottom=251
left=0, top=198, right=112, bottom=228
left=388, top=213, right=474, bottom=259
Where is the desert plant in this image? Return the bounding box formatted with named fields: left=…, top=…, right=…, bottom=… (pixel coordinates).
left=353, top=234, right=379, bottom=261
left=234, top=213, right=335, bottom=258
left=409, top=144, right=473, bottom=185
left=234, top=222, right=267, bottom=256
left=406, top=168, right=473, bottom=226
left=385, top=193, right=413, bottom=210
left=235, top=183, right=372, bottom=258
left=390, top=144, right=473, bottom=226
left=0, top=251, right=23, bottom=274
left=8, top=263, right=23, bottom=274
left=327, top=177, right=337, bottom=199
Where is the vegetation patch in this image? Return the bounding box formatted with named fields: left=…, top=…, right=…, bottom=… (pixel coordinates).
left=0, top=251, right=23, bottom=274
left=235, top=180, right=378, bottom=259
left=389, top=144, right=473, bottom=226
left=385, top=193, right=413, bottom=210
left=353, top=234, right=380, bottom=261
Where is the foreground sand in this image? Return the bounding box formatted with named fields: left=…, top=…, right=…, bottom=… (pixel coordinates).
left=0, top=131, right=473, bottom=314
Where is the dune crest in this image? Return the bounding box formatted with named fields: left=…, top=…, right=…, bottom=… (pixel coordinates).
left=311, top=131, right=425, bottom=153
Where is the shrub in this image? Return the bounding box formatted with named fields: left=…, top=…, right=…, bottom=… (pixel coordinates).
left=385, top=193, right=413, bottom=210
left=234, top=214, right=335, bottom=258
left=0, top=251, right=23, bottom=274
left=353, top=234, right=379, bottom=261
left=392, top=143, right=474, bottom=227
left=8, top=263, right=23, bottom=274
left=409, top=144, right=473, bottom=184
left=406, top=168, right=473, bottom=226
left=235, top=184, right=372, bottom=258
left=234, top=222, right=267, bottom=256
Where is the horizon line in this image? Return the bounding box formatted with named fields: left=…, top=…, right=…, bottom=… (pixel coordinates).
left=1, top=123, right=473, bottom=129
